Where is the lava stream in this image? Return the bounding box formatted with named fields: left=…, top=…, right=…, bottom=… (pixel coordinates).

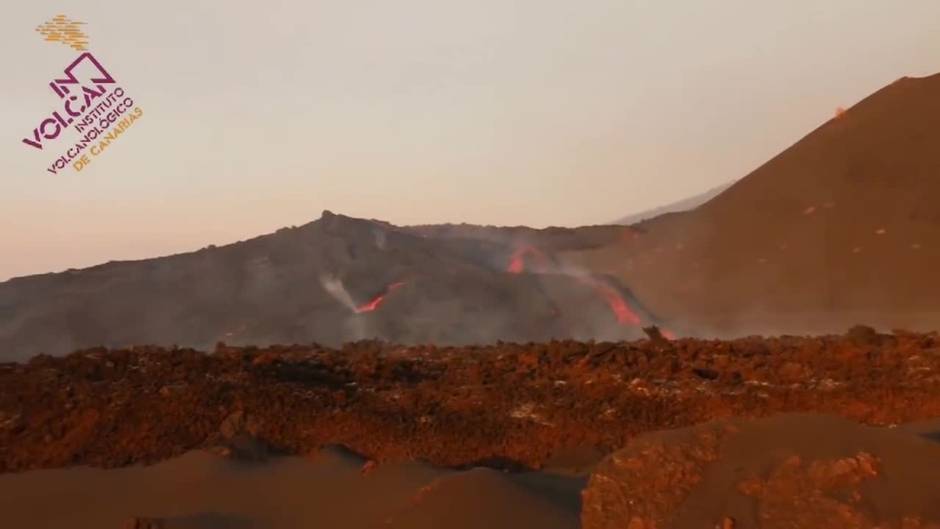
left=578, top=277, right=642, bottom=326
left=506, top=243, right=674, bottom=337
left=507, top=245, right=551, bottom=274
left=356, top=281, right=406, bottom=313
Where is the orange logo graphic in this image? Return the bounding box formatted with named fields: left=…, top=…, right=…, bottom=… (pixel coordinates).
left=36, top=15, right=89, bottom=51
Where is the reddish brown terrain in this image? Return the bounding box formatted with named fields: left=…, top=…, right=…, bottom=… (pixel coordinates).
left=2, top=327, right=939, bottom=474
left=3, top=71, right=940, bottom=528
left=564, top=73, right=940, bottom=336
left=0, top=447, right=586, bottom=529
left=583, top=415, right=940, bottom=529
left=2, top=329, right=940, bottom=527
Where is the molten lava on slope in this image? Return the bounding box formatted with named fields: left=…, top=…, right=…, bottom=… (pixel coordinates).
left=504, top=242, right=667, bottom=336
left=356, top=282, right=407, bottom=314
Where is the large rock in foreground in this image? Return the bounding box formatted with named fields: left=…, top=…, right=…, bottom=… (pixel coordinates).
left=582, top=414, right=940, bottom=529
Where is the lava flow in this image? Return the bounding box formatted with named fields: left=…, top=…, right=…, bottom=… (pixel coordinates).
left=505, top=243, right=674, bottom=336
left=355, top=281, right=406, bottom=313
left=507, top=245, right=551, bottom=274
left=585, top=279, right=676, bottom=338
left=578, top=277, right=642, bottom=326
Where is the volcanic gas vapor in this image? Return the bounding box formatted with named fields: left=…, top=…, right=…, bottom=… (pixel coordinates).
left=319, top=275, right=357, bottom=313
left=356, top=282, right=406, bottom=313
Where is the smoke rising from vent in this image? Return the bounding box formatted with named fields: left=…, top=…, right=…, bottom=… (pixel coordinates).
left=373, top=228, right=387, bottom=250
left=319, top=274, right=357, bottom=313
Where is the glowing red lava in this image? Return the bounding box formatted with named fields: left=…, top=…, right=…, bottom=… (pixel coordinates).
left=355, top=282, right=406, bottom=314
left=505, top=243, right=672, bottom=338
left=579, top=278, right=642, bottom=326
left=507, top=245, right=550, bottom=274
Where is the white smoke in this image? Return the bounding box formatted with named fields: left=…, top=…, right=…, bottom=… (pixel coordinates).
left=373, top=228, right=387, bottom=250
left=319, top=274, right=368, bottom=340
left=319, top=274, right=357, bottom=313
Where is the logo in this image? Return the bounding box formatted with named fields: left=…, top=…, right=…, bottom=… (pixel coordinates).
left=36, top=15, right=89, bottom=51
left=22, top=15, right=145, bottom=174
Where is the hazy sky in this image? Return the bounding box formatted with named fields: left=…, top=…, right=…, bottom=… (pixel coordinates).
left=2, top=1, right=940, bottom=280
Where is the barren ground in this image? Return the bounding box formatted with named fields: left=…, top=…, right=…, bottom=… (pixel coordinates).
left=2, top=327, right=939, bottom=473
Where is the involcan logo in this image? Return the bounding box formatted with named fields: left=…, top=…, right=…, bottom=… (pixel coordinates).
left=23, top=15, right=144, bottom=174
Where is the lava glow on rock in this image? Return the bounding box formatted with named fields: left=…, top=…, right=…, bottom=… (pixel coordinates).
left=506, top=244, right=650, bottom=330
left=578, top=277, right=643, bottom=326
left=507, top=245, right=551, bottom=274
left=355, top=282, right=406, bottom=314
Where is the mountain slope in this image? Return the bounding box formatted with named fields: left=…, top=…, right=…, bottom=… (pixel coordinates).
left=564, top=73, right=940, bottom=335
left=5, top=73, right=940, bottom=353
left=0, top=212, right=658, bottom=360
left=612, top=181, right=734, bottom=226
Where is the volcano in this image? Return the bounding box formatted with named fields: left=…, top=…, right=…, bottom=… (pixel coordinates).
left=4, top=73, right=940, bottom=357
left=0, top=211, right=663, bottom=360
left=560, top=73, right=940, bottom=336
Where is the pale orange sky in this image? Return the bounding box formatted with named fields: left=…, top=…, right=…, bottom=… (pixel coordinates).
left=3, top=1, right=940, bottom=281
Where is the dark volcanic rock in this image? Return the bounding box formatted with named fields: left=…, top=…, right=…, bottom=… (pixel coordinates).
left=0, top=212, right=654, bottom=360
left=2, top=331, right=940, bottom=474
